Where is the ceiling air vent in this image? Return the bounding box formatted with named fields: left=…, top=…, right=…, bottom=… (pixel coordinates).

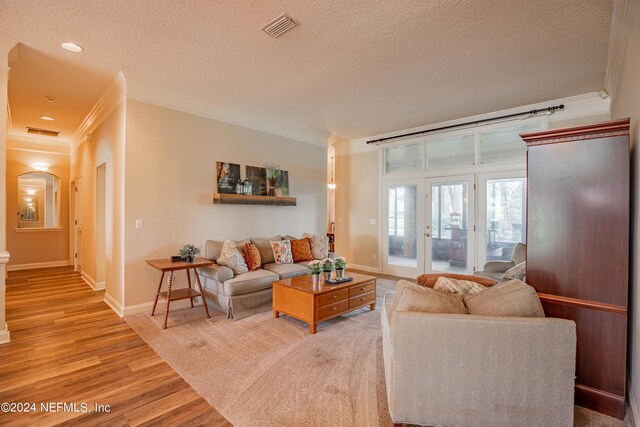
left=27, top=127, right=59, bottom=137
left=262, top=13, right=298, bottom=38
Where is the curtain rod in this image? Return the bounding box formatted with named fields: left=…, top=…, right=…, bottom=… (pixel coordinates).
left=366, top=104, right=565, bottom=145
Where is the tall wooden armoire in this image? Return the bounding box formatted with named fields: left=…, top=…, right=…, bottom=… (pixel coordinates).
left=521, top=119, right=630, bottom=419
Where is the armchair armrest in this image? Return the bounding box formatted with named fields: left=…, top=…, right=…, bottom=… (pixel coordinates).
left=481, top=260, right=515, bottom=273
left=197, top=263, right=234, bottom=283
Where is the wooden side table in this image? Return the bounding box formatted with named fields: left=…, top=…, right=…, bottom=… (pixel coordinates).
left=146, top=257, right=212, bottom=329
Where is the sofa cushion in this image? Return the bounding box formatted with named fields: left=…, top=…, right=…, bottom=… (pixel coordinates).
left=464, top=279, right=545, bottom=317
left=503, top=261, right=526, bottom=281
left=434, top=277, right=487, bottom=296
left=236, top=239, right=251, bottom=248
left=251, top=236, right=282, bottom=264
left=389, top=280, right=467, bottom=320
left=204, top=240, right=225, bottom=261
left=197, top=264, right=234, bottom=283
left=417, top=273, right=497, bottom=288
left=243, top=243, right=262, bottom=271
left=263, top=262, right=309, bottom=279
left=270, top=240, right=293, bottom=265
left=302, top=233, right=329, bottom=260
left=223, top=269, right=279, bottom=296
left=217, top=240, right=249, bottom=275
left=291, top=238, right=314, bottom=262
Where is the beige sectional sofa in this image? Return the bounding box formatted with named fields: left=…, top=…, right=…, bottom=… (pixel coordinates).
left=197, top=235, right=330, bottom=319
left=382, top=291, right=577, bottom=426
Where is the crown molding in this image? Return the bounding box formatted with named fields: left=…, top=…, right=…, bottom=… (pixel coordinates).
left=337, top=92, right=611, bottom=155
left=604, top=0, right=635, bottom=100
left=125, top=74, right=331, bottom=147
left=71, top=71, right=126, bottom=148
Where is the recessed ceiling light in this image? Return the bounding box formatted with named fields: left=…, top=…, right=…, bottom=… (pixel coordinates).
left=62, top=42, right=83, bottom=52
left=40, top=116, right=55, bottom=121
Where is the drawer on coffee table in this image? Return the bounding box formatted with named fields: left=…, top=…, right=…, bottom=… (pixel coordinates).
left=349, top=281, right=376, bottom=298
left=317, top=289, right=349, bottom=307
left=317, top=300, right=349, bottom=321
left=349, top=291, right=376, bottom=308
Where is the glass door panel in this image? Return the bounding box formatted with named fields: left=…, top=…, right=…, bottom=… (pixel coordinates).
left=425, top=176, right=474, bottom=274
left=383, top=181, right=423, bottom=277
left=484, top=177, right=526, bottom=262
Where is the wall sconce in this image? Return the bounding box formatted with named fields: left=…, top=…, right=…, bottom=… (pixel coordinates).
left=33, top=164, right=48, bottom=171
left=328, top=156, right=336, bottom=190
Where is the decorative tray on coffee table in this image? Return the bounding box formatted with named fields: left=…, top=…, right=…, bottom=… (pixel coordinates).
left=325, top=277, right=353, bottom=285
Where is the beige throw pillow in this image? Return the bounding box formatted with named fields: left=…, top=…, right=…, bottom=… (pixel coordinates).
left=464, top=279, right=545, bottom=317
left=250, top=236, right=282, bottom=264
left=216, top=240, right=249, bottom=275
left=389, top=280, right=467, bottom=320
left=434, top=277, right=487, bottom=295
left=302, top=233, right=329, bottom=259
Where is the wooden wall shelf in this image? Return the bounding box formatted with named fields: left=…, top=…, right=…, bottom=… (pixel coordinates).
left=212, top=193, right=297, bottom=206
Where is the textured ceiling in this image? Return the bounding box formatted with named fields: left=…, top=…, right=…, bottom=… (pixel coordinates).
left=0, top=0, right=613, bottom=141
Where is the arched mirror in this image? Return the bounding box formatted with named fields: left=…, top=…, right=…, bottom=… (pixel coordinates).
left=17, top=171, right=61, bottom=229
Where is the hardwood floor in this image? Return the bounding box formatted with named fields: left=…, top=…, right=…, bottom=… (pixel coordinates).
left=0, top=267, right=231, bottom=426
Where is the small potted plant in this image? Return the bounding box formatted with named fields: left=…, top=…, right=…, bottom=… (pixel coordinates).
left=307, top=260, right=322, bottom=284
left=265, top=163, right=279, bottom=197
left=179, top=244, right=200, bottom=262
left=334, top=256, right=346, bottom=279
left=321, top=258, right=334, bottom=281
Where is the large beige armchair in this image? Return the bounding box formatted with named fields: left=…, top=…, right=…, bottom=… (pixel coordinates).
left=475, top=242, right=526, bottom=281
left=381, top=293, right=576, bottom=427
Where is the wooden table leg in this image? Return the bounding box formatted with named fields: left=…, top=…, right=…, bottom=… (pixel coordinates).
left=370, top=302, right=376, bottom=311
left=310, top=323, right=317, bottom=334
left=193, top=268, right=210, bottom=318
left=151, top=271, right=165, bottom=316
left=273, top=309, right=279, bottom=318
left=186, top=269, right=194, bottom=308
left=163, top=271, right=173, bottom=329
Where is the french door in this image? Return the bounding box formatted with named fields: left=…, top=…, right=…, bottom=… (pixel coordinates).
left=425, top=175, right=475, bottom=274
left=382, top=180, right=424, bottom=277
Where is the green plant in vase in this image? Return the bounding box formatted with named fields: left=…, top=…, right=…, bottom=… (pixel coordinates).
left=321, top=258, right=334, bottom=281
left=334, top=256, right=346, bottom=279
left=265, top=162, right=279, bottom=196
left=179, top=244, right=200, bottom=262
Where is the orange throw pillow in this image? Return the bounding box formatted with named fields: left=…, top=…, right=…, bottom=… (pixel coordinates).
left=416, top=273, right=496, bottom=289
left=290, top=238, right=314, bottom=262
left=243, top=243, right=262, bottom=271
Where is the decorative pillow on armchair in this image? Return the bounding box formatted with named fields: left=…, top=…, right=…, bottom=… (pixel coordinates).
left=417, top=273, right=497, bottom=288
left=270, top=240, right=293, bottom=265
left=290, top=238, right=314, bottom=262
left=389, top=280, right=468, bottom=320
left=433, top=277, right=487, bottom=296
left=243, top=243, right=262, bottom=271
left=302, top=233, right=329, bottom=259
left=217, top=240, right=249, bottom=274
left=503, top=261, right=526, bottom=280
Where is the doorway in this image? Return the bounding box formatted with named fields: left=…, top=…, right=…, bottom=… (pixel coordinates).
left=425, top=175, right=475, bottom=274
left=95, top=164, right=106, bottom=290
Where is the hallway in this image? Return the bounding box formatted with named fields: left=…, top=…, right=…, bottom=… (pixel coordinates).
left=0, top=267, right=230, bottom=426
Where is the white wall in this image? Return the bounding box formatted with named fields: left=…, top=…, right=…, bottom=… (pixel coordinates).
left=610, top=2, right=640, bottom=419
left=123, top=99, right=327, bottom=307
left=71, top=100, right=126, bottom=305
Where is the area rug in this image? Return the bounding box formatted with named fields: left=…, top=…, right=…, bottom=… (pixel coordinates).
left=126, top=278, right=631, bottom=427
left=126, top=279, right=397, bottom=427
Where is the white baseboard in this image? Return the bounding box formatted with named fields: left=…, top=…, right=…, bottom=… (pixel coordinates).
left=104, top=292, right=124, bottom=317
left=348, top=263, right=380, bottom=273
left=0, top=322, right=10, bottom=344
left=7, top=260, right=71, bottom=271
left=122, top=299, right=193, bottom=317
left=629, top=377, right=639, bottom=426
left=80, top=271, right=106, bottom=291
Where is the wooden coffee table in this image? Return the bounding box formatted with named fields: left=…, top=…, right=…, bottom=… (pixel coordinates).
left=272, top=272, right=377, bottom=334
